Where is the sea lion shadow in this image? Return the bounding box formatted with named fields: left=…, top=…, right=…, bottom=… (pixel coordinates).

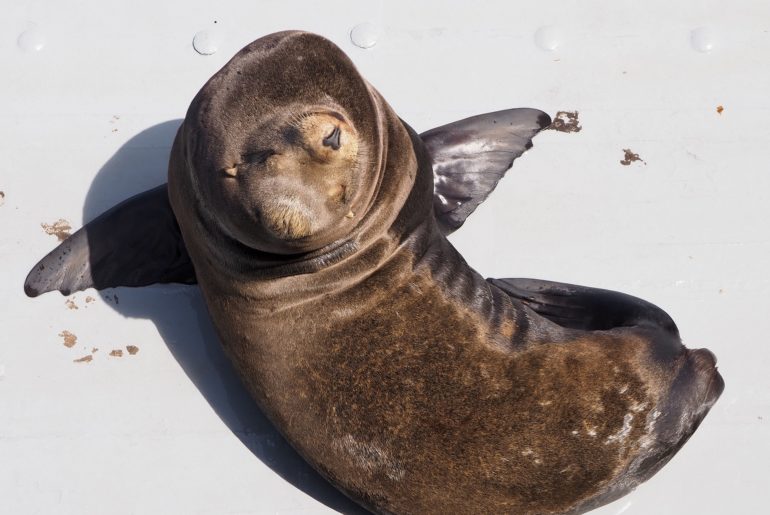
left=84, top=121, right=365, bottom=514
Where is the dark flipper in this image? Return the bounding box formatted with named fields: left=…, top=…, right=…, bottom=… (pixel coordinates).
left=488, top=278, right=679, bottom=335
left=421, top=108, right=551, bottom=234
left=24, top=184, right=195, bottom=297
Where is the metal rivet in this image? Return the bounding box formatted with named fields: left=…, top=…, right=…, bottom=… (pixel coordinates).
left=17, top=27, right=46, bottom=52
left=350, top=23, right=381, bottom=49
left=690, top=27, right=716, bottom=53
left=534, top=26, right=561, bottom=51
left=193, top=30, right=221, bottom=56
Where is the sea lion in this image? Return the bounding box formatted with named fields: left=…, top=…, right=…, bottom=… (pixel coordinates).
left=25, top=31, right=723, bottom=514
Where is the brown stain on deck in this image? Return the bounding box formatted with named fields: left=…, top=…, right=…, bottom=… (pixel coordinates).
left=41, top=219, right=72, bottom=241
left=549, top=111, right=582, bottom=133
left=620, top=149, right=646, bottom=166
left=59, top=330, right=77, bottom=348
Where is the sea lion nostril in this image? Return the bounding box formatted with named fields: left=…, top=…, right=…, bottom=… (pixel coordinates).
left=322, top=126, right=341, bottom=150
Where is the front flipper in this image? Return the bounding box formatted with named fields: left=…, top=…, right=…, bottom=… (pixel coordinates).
left=489, top=277, right=679, bottom=335
left=421, top=108, right=551, bottom=234
left=25, top=184, right=195, bottom=297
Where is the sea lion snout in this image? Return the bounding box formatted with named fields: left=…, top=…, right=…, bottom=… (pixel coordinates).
left=258, top=196, right=313, bottom=240
left=231, top=111, right=364, bottom=251
left=206, top=107, right=368, bottom=253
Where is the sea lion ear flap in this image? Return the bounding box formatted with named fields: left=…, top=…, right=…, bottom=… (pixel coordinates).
left=24, top=184, right=196, bottom=297
left=421, top=108, right=551, bottom=234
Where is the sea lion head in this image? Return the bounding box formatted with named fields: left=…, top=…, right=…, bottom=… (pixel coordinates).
left=210, top=104, right=365, bottom=254
left=181, top=31, right=387, bottom=255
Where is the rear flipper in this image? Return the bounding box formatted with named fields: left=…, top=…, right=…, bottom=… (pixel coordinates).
left=24, top=184, right=196, bottom=297
left=488, top=277, right=679, bottom=336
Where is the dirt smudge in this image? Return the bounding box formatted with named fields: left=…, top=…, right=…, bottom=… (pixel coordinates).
left=109, top=349, right=123, bottom=357
left=549, top=111, right=582, bottom=133
left=126, top=345, right=139, bottom=355
left=716, top=105, right=724, bottom=115
left=620, top=149, right=646, bottom=166
left=73, top=355, right=93, bottom=363
left=41, top=219, right=72, bottom=241
left=59, top=330, right=77, bottom=348
left=65, top=298, right=78, bottom=310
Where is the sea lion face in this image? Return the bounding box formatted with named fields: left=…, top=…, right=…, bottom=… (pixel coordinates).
left=215, top=106, right=365, bottom=254
left=183, top=31, right=380, bottom=255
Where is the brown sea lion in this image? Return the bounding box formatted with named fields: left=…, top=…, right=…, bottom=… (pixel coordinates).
left=25, top=31, right=723, bottom=514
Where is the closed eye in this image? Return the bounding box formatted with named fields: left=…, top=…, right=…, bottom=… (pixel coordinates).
left=241, top=149, right=276, bottom=166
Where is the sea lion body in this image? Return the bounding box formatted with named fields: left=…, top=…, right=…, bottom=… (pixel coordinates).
left=26, top=31, right=723, bottom=514
left=164, top=32, right=721, bottom=514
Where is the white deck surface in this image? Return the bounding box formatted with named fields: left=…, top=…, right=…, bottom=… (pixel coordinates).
left=1, top=1, right=768, bottom=513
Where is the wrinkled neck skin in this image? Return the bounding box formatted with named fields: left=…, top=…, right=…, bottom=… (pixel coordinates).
left=170, top=88, right=446, bottom=308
